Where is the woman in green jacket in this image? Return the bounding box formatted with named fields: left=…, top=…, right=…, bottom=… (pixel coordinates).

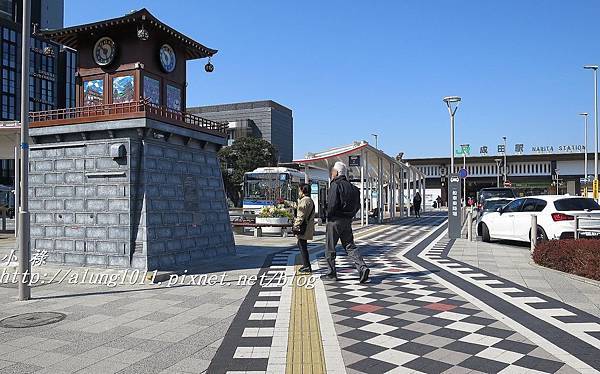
left=294, top=184, right=315, bottom=273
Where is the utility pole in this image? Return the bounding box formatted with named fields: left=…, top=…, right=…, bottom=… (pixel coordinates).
left=580, top=113, right=589, bottom=197
left=584, top=65, right=599, bottom=200
left=502, top=136, right=507, bottom=184
left=18, top=0, right=31, bottom=301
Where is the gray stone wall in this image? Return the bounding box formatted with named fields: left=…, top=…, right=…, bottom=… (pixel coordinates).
left=134, top=139, right=234, bottom=270
left=29, top=120, right=235, bottom=270
left=29, top=139, right=132, bottom=267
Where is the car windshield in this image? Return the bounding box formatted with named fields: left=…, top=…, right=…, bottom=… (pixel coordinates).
left=480, top=189, right=515, bottom=201
left=554, top=198, right=600, bottom=211
left=483, top=199, right=512, bottom=211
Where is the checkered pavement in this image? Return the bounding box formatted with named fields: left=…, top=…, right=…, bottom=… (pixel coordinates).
left=421, top=236, right=600, bottom=370
left=208, top=247, right=298, bottom=374
left=320, top=217, right=578, bottom=373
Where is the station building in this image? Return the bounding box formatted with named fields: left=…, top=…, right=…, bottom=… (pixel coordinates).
left=406, top=149, right=594, bottom=204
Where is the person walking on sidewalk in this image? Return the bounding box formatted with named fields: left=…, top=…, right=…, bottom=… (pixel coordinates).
left=413, top=191, right=422, bottom=218
left=293, top=184, right=315, bottom=273
left=324, top=161, right=370, bottom=283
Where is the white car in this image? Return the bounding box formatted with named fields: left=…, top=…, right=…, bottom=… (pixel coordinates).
left=478, top=195, right=600, bottom=243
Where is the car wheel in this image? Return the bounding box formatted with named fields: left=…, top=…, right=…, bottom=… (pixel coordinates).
left=536, top=226, right=548, bottom=242
left=481, top=223, right=491, bottom=242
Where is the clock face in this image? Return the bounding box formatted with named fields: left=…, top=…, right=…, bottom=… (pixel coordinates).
left=159, top=44, right=176, bottom=73
left=93, top=37, right=116, bottom=66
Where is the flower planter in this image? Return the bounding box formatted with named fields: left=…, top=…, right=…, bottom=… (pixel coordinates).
left=256, top=217, right=289, bottom=235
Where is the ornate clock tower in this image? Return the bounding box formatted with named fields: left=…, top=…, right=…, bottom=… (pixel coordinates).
left=26, top=10, right=234, bottom=271
left=40, top=8, right=216, bottom=111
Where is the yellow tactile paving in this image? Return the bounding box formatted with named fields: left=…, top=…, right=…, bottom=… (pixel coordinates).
left=286, top=265, right=326, bottom=374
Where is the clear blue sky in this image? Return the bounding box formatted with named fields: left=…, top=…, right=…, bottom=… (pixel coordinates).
left=65, top=0, right=600, bottom=160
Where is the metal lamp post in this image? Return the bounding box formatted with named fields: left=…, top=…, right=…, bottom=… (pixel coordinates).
left=494, top=158, right=502, bottom=187
left=580, top=112, right=589, bottom=196
left=584, top=65, right=599, bottom=200
left=18, top=0, right=31, bottom=301
left=371, top=133, right=378, bottom=150
left=443, top=96, right=461, bottom=174
left=502, top=136, right=507, bottom=184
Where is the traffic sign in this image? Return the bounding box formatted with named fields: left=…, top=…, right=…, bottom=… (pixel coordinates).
left=448, top=173, right=462, bottom=239
left=458, top=168, right=468, bottom=179
left=348, top=155, right=360, bottom=167
left=504, top=180, right=512, bottom=187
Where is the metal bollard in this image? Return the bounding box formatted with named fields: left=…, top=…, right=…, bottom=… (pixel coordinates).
left=530, top=215, right=537, bottom=254
left=467, top=210, right=473, bottom=241
left=574, top=217, right=579, bottom=239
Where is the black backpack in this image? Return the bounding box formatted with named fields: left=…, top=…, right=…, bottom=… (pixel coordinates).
left=339, top=180, right=361, bottom=217
left=349, top=184, right=361, bottom=215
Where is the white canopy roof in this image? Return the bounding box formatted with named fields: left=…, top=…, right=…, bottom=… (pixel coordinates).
left=293, top=140, right=424, bottom=181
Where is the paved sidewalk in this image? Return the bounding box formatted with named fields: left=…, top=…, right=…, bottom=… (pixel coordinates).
left=0, top=233, right=298, bottom=374
left=2, top=216, right=600, bottom=373
left=449, top=238, right=600, bottom=317
left=210, top=213, right=600, bottom=373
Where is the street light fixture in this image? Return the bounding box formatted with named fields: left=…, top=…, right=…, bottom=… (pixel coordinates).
left=494, top=158, right=502, bottom=188
left=579, top=112, right=589, bottom=196
left=584, top=65, right=599, bottom=199
left=443, top=96, right=461, bottom=174
left=371, top=133, right=379, bottom=149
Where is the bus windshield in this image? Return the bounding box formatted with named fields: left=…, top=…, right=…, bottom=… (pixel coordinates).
left=244, top=173, right=299, bottom=202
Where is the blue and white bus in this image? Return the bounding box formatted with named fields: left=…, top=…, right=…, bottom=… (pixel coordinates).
left=243, top=167, right=328, bottom=218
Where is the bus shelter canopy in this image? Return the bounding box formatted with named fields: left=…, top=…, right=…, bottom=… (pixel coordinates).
left=293, top=140, right=421, bottom=181
left=293, top=141, right=426, bottom=224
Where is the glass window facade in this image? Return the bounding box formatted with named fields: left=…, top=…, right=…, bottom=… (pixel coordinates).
left=64, top=49, right=76, bottom=108
left=112, top=75, right=134, bottom=103
left=0, top=26, right=16, bottom=119
left=29, top=37, right=57, bottom=112
left=0, top=1, right=13, bottom=21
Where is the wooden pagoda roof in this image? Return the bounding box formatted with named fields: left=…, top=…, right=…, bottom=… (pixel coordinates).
left=38, top=8, right=217, bottom=60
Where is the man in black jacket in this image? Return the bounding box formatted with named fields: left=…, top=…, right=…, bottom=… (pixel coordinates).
left=324, top=161, right=369, bottom=283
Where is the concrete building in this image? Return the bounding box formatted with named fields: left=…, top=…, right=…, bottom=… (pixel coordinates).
left=0, top=0, right=75, bottom=186
left=188, top=100, right=294, bottom=162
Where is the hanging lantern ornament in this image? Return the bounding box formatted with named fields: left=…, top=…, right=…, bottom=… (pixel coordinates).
left=205, top=57, right=214, bottom=73
left=137, top=24, right=149, bottom=41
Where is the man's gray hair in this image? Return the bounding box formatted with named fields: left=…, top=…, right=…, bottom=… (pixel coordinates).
left=333, top=161, right=347, bottom=176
